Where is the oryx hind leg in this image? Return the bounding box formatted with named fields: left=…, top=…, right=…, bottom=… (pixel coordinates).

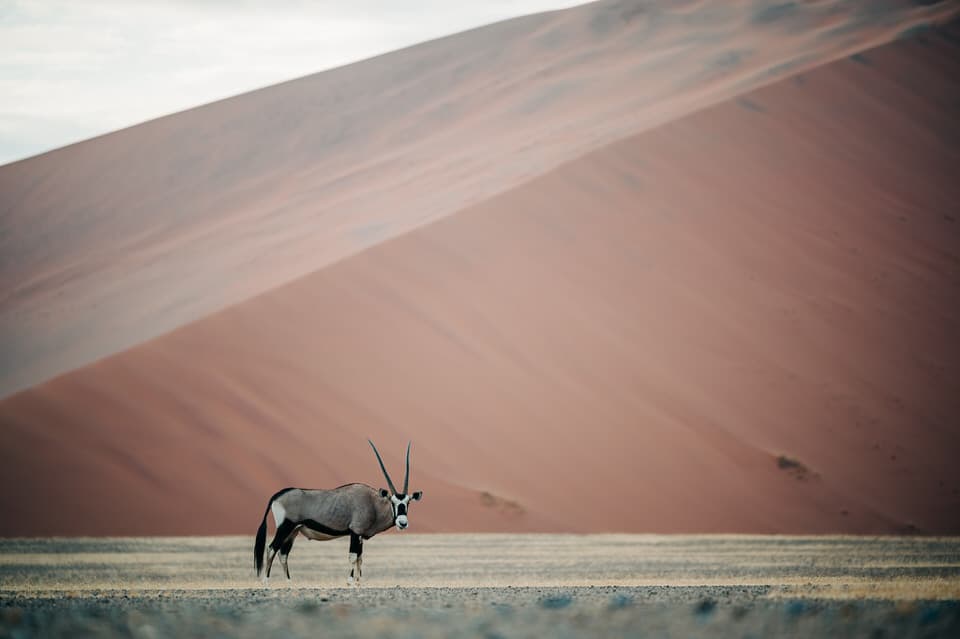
left=266, top=519, right=299, bottom=580
left=279, top=537, right=295, bottom=580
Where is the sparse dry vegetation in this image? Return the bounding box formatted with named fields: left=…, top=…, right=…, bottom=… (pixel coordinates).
left=776, top=454, right=818, bottom=481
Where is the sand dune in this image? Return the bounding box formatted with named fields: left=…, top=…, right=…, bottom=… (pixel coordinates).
left=2, top=0, right=957, bottom=399
left=1, top=15, right=958, bottom=535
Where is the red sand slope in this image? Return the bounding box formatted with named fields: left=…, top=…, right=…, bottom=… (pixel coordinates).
left=1, top=23, right=958, bottom=536
left=2, top=0, right=956, bottom=399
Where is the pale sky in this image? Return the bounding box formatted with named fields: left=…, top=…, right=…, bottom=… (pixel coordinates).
left=0, top=1, right=584, bottom=166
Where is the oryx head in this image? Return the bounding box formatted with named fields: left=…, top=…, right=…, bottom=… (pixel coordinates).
left=368, top=440, right=423, bottom=531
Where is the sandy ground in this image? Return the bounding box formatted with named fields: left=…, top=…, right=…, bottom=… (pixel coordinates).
left=0, top=535, right=957, bottom=637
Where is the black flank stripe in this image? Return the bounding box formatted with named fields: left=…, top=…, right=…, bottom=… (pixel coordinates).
left=301, top=519, right=350, bottom=537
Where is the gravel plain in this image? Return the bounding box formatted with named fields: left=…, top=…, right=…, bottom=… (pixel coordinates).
left=1, top=534, right=958, bottom=638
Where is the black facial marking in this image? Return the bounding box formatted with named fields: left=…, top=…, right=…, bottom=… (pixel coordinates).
left=397, top=503, right=407, bottom=516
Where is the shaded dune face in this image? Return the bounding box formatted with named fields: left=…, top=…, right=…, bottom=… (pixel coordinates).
left=1, top=21, right=958, bottom=536
left=1, top=0, right=957, bottom=399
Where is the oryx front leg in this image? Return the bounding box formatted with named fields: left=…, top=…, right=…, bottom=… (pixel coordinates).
left=347, top=532, right=363, bottom=587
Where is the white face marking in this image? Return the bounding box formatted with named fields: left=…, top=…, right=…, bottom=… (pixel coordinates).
left=271, top=501, right=286, bottom=527
left=390, top=495, right=412, bottom=529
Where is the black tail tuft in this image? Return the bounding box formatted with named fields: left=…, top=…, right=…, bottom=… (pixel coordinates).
left=254, top=505, right=269, bottom=576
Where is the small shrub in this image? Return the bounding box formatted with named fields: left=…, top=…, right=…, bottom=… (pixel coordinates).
left=775, top=455, right=817, bottom=481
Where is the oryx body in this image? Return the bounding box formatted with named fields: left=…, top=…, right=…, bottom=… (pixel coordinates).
left=253, top=441, right=422, bottom=586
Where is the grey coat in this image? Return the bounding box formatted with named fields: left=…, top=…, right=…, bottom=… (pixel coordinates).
left=274, top=483, right=395, bottom=539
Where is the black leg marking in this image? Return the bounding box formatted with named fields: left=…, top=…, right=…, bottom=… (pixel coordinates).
left=280, top=538, right=294, bottom=579
left=348, top=531, right=364, bottom=585
left=266, top=520, right=298, bottom=578
left=270, top=520, right=298, bottom=550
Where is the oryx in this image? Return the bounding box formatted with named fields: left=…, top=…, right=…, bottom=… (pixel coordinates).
left=253, top=439, right=423, bottom=586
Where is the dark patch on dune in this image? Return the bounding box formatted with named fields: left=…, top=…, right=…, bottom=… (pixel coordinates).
left=349, top=222, right=390, bottom=245
left=535, top=23, right=573, bottom=49
left=758, top=56, right=813, bottom=82
left=480, top=491, right=525, bottom=515
left=752, top=3, right=799, bottom=25
left=517, top=81, right=579, bottom=116
left=589, top=1, right=648, bottom=35
left=896, top=23, right=934, bottom=41
left=710, top=49, right=751, bottom=72
left=734, top=54, right=818, bottom=92
left=776, top=455, right=817, bottom=481
left=737, top=97, right=765, bottom=113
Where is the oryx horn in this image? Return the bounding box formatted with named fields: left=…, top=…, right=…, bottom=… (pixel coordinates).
left=403, top=441, right=411, bottom=494
left=368, top=439, right=398, bottom=494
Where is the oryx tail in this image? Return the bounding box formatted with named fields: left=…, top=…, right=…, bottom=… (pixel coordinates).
left=254, top=487, right=293, bottom=576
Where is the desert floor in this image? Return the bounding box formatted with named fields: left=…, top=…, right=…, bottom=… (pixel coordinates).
left=0, top=534, right=958, bottom=637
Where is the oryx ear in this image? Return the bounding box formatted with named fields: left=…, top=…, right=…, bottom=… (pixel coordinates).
left=379, top=488, right=390, bottom=498
left=412, top=491, right=423, bottom=501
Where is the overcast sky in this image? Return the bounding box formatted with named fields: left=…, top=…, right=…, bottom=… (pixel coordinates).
left=0, top=1, right=583, bottom=166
